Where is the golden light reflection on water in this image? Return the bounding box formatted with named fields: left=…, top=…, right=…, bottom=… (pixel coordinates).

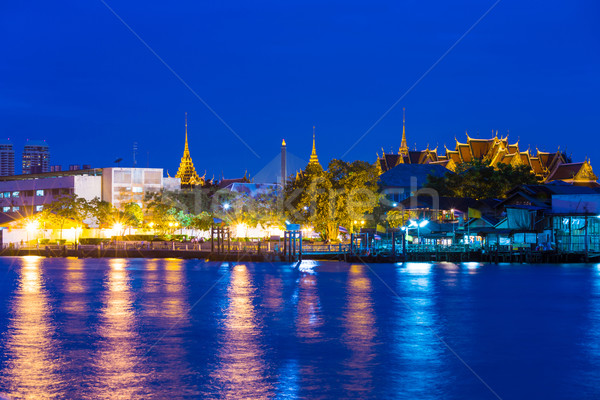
left=141, top=259, right=196, bottom=397
left=213, top=264, right=273, bottom=399
left=263, top=273, right=284, bottom=312
left=91, top=259, right=146, bottom=399
left=0, top=256, right=62, bottom=399
left=296, top=273, right=323, bottom=341
left=340, top=264, right=377, bottom=396
left=62, top=260, right=87, bottom=315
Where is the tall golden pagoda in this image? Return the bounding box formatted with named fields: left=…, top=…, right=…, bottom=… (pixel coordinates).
left=399, top=107, right=409, bottom=157
left=308, top=126, right=321, bottom=167
left=175, top=113, right=202, bottom=187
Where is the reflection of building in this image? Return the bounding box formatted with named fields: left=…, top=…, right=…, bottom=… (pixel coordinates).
left=175, top=114, right=203, bottom=188
left=377, top=119, right=597, bottom=185
left=0, top=139, right=15, bottom=176
left=22, top=140, right=50, bottom=174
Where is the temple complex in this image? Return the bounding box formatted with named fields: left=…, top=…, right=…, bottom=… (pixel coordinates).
left=377, top=114, right=597, bottom=186
left=175, top=113, right=203, bottom=187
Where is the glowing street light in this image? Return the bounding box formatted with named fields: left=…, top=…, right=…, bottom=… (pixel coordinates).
left=223, top=203, right=231, bottom=210
left=25, top=221, right=38, bottom=246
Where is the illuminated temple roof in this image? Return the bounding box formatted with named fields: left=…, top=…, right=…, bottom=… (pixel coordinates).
left=175, top=114, right=203, bottom=187
left=377, top=127, right=597, bottom=185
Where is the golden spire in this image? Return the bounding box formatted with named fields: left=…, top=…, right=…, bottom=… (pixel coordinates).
left=175, top=112, right=202, bottom=187
left=399, top=107, right=408, bottom=156
left=309, top=126, right=320, bottom=166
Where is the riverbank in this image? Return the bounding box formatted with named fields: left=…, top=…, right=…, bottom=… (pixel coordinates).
left=2, top=245, right=598, bottom=263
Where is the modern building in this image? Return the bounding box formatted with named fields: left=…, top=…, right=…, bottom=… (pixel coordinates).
left=102, top=167, right=165, bottom=209
left=0, top=139, right=15, bottom=176
left=22, top=140, right=50, bottom=174
left=0, top=169, right=102, bottom=224
left=0, top=167, right=180, bottom=225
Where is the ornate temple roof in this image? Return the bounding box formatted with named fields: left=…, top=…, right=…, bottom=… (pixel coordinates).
left=175, top=114, right=203, bottom=187
left=377, top=126, right=597, bottom=186
left=308, top=126, right=321, bottom=167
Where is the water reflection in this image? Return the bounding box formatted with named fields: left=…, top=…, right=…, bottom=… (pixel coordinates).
left=340, top=264, right=377, bottom=397
left=143, top=259, right=197, bottom=397
left=62, top=259, right=88, bottom=317
left=213, top=264, right=273, bottom=399
left=296, top=272, right=323, bottom=342
left=0, top=256, right=62, bottom=398
left=394, top=262, right=447, bottom=397
left=91, top=259, right=146, bottom=399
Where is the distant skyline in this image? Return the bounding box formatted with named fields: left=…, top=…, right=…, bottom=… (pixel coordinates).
left=2, top=0, right=599, bottom=178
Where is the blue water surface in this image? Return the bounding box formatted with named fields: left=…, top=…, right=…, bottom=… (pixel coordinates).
left=0, top=257, right=599, bottom=399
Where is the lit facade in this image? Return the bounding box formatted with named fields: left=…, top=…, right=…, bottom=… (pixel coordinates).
left=22, top=140, right=50, bottom=174
left=102, top=167, right=165, bottom=209
left=175, top=114, right=203, bottom=187
left=0, top=140, right=15, bottom=176
left=0, top=171, right=102, bottom=223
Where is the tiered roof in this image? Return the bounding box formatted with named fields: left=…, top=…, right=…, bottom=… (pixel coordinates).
left=377, top=124, right=596, bottom=185
left=175, top=114, right=203, bottom=187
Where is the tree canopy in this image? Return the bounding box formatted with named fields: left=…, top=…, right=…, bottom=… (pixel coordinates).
left=285, top=159, right=381, bottom=241
left=424, top=160, right=540, bottom=199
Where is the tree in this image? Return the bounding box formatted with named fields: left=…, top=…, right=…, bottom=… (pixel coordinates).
left=144, top=191, right=179, bottom=233
left=285, top=159, right=381, bottom=242
left=87, top=197, right=116, bottom=229
left=386, top=209, right=410, bottom=229
left=40, top=194, right=87, bottom=239
left=425, top=160, right=539, bottom=199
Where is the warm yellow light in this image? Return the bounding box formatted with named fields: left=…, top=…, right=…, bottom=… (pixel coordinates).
left=361, top=220, right=365, bottom=225
left=113, top=223, right=123, bottom=232
left=148, top=222, right=155, bottom=227
left=169, top=222, right=173, bottom=227
left=26, top=221, right=38, bottom=232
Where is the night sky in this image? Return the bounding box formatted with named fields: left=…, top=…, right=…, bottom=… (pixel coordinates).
left=2, top=0, right=599, bottom=179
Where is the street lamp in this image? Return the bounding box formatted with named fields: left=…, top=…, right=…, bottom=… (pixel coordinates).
left=223, top=203, right=231, bottom=210
left=408, top=219, right=429, bottom=244
left=26, top=221, right=38, bottom=246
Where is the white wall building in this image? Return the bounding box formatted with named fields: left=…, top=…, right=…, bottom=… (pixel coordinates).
left=101, top=168, right=165, bottom=209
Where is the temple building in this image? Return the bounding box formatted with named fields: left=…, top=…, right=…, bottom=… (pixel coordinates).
left=308, top=126, right=321, bottom=168
left=175, top=114, right=204, bottom=187
left=377, top=113, right=597, bottom=186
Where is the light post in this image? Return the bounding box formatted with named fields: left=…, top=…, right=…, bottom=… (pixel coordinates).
left=26, top=221, right=38, bottom=247
left=406, top=219, right=429, bottom=247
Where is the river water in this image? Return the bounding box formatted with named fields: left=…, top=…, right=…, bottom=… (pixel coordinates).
left=0, top=257, right=599, bottom=399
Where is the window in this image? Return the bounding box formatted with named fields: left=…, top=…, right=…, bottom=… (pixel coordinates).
left=12, top=206, right=19, bottom=212
left=36, top=189, right=44, bottom=196
left=3, top=192, right=9, bottom=198
left=0, top=193, right=3, bottom=198
left=114, top=170, right=132, bottom=184
left=144, top=171, right=161, bottom=184
left=11, top=191, right=19, bottom=198
left=2, top=207, right=9, bottom=212
left=36, top=205, right=44, bottom=211
left=132, top=187, right=143, bottom=193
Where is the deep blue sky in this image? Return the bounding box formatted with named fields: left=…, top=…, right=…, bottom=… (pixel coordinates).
left=2, top=0, right=599, bottom=178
